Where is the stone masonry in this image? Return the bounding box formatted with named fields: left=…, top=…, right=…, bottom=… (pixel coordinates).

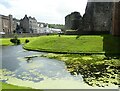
left=112, top=1, right=120, bottom=36
left=82, top=1, right=113, bottom=32
left=20, top=15, right=38, bottom=33
left=0, top=14, right=13, bottom=34
left=65, top=12, right=82, bottom=30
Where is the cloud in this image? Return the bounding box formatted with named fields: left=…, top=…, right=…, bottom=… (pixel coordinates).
left=0, top=0, right=11, bottom=8
left=0, top=0, right=88, bottom=24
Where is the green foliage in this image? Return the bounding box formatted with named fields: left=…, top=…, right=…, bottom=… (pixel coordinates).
left=10, top=38, right=20, bottom=45
left=14, top=34, right=18, bottom=39
left=48, top=24, right=65, bottom=30
left=10, top=34, right=20, bottom=45
left=25, top=39, right=30, bottom=43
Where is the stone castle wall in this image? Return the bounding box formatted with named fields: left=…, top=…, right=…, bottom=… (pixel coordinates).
left=112, top=2, right=120, bottom=36
left=82, top=2, right=113, bottom=32
left=65, top=2, right=114, bottom=35
left=65, top=12, right=82, bottom=30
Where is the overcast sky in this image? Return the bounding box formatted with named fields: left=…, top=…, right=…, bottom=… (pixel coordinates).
left=0, top=0, right=88, bottom=24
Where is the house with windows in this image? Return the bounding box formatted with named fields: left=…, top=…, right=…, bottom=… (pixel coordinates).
left=37, top=22, right=50, bottom=33
left=20, top=15, right=38, bottom=33
left=0, top=14, right=13, bottom=34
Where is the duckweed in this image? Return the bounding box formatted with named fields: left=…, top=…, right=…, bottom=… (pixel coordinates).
left=41, top=53, right=120, bottom=87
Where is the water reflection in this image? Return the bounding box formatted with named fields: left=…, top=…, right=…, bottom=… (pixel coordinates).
left=0, top=45, right=83, bottom=84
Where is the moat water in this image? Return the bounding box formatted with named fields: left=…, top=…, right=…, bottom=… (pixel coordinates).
left=0, top=45, right=118, bottom=89
left=0, top=45, right=87, bottom=89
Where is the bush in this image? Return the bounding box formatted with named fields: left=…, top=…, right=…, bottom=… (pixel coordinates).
left=25, top=39, right=29, bottom=43
left=17, top=39, right=20, bottom=45
left=10, top=38, right=20, bottom=45
left=10, top=39, right=16, bottom=43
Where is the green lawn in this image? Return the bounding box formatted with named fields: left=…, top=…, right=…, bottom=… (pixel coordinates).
left=24, top=35, right=104, bottom=53
left=0, top=37, right=37, bottom=46
left=0, top=82, right=30, bottom=89
left=1, top=35, right=120, bottom=54
left=1, top=82, right=43, bottom=90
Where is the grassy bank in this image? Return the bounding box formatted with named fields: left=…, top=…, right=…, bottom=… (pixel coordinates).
left=41, top=53, right=120, bottom=87
left=24, top=35, right=120, bottom=54
left=0, top=37, right=37, bottom=46
left=24, top=35, right=104, bottom=53
left=1, top=82, right=30, bottom=89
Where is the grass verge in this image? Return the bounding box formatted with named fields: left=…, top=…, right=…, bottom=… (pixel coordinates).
left=0, top=82, right=30, bottom=89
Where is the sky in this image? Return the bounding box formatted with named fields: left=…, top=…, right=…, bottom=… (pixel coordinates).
left=0, top=0, right=88, bottom=24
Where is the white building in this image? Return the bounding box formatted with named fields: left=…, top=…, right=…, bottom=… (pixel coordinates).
left=50, top=28, right=62, bottom=33
left=37, top=22, right=51, bottom=33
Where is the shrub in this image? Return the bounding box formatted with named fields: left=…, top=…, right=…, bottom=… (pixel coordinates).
left=17, top=39, right=20, bottom=45
left=10, top=39, right=16, bottom=43
left=25, top=39, right=29, bottom=43
left=10, top=35, right=21, bottom=45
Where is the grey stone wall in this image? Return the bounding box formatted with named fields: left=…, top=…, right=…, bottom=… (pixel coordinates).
left=82, top=2, right=113, bottom=32
left=65, top=12, right=82, bottom=30
left=112, top=2, right=120, bottom=36
left=65, top=14, right=71, bottom=29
